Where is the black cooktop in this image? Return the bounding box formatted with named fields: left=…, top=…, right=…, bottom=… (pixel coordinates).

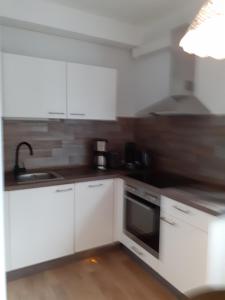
left=127, top=171, right=192, bottom=188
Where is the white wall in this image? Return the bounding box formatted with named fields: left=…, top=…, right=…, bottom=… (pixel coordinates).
left=2, top=26, right=136, bottom=117
left=196, top=57, right=225, bottom=114
left=131, top=49, right=171, bottom=115
left=0, top=25, right=6, bottom=300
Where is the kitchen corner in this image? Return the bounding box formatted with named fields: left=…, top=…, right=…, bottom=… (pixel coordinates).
left=2, top=2, right=225, bottom=299
left=4, top=116, right=225, bottom=297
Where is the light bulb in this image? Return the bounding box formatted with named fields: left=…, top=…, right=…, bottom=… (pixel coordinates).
left=180, top=0, right=225, bottom=59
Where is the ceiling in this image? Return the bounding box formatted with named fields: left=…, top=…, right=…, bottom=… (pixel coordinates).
left=46, top=0, right=202, bottom=26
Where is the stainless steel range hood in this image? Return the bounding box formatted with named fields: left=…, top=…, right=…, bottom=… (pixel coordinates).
left=136, top=25, right=210, bottom=117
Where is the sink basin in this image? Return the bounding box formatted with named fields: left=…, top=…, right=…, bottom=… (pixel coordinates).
left=16, top=172, right=64, bottom=184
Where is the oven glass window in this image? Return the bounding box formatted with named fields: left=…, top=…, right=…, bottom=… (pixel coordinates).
left=125, top=191, right=160, bottom=256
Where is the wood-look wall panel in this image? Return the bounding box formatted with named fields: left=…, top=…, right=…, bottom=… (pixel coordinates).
left=135, top=116, right=225, bottom=185
left=5, top=115, right=225, bottom=186
left=3, top=118, right=135, bottom=171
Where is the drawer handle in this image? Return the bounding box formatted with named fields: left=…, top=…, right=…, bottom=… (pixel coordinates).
left=126, top=184, right=137, bottom=192
left=173, top=205, right=190, bottom=215
left=56, top=188, right=73, bottom=193
left=160, top=217, right=176, bottom=226
left=131, top=246, right=143, bottom=257
left=48, top=112, right=65, bottom=115
left=88, top=184, right=103, bottom=188
left=145, top=192, right=158, bottom=200
left=70, top=113, right=86, bottom=116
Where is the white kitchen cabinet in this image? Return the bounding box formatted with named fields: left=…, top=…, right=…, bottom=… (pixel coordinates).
left=67, top=63, right=117, bottom=120
left=3, top=53, right=67, bottom=119
left=161, top=196, right=215, bottom=232
left=8, top=184, right=74, bottom=270
left=75, top=179, right=114, bottom=252
left=4, top=192, right=11, bottom=271
left=121, top=234, right=159, bottom=273
left=160, top=212, right=208, bottom=294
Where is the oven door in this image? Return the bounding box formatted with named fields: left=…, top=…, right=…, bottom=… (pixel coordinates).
left=124, top=191, right=160, bottom=258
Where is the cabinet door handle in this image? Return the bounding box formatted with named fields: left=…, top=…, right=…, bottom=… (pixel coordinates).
left=173, top=205, right=190, bottom=215
left=160, top=217, right=176, bottom=226
left=70, top=113, right=86, bottom=116
left=131, top=246, right=144, bottom=257
left=88, top=184, right=103, bottom=188
left=56, top=188, right=73, bottom=193
left=48, top=112, right=65, bottom=115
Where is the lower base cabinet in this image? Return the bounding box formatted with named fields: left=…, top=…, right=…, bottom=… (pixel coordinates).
left=121, top=195, right=223, bottom=296
left=160, top=212, right=208, bottom=294
left=75, top=179, right=114, bottom=252
left=7, top=184, right=74, bottom=270
left=6, top=179, right=225, bottom=296
left=5, top=179, right=117, bottom=271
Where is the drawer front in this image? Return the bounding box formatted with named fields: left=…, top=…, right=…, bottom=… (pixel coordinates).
left=161, top=196, right=215, bottom=232
left=121, top=234, right=159, bottom=273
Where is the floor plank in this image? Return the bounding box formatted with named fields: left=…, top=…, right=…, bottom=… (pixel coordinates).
left=7, top=248, right=178, bottom=300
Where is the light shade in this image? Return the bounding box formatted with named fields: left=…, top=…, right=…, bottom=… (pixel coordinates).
left=180, top=0, right=225, bottom=59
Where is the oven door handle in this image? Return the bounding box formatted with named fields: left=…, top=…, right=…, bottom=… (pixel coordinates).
left=125, top=196, right=152, bottom=211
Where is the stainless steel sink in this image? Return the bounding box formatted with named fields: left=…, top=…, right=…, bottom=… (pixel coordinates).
left=16, top=172, right=64, bottom=184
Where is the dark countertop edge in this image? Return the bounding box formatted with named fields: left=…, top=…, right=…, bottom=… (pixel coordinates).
left=4, top=169, right=225, bottom=217
left=4, top=174, right=121, bottom=191
left=124, top=176, right=224, bottom=217
left=161, top=189, right=222, bottom=217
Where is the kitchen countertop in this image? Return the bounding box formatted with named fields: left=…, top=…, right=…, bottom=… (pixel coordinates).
left=5, top=167, right=225, bottom=217
left=4, top=167, right=127, bottom=191
left=162, top=185, right=225, bottom=217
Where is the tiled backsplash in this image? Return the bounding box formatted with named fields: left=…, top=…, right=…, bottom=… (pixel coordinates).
left=3, top=118, right=135, bottom=171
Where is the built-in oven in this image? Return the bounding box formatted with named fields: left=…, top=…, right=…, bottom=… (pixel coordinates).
left=124, top=181, right=160, bottom=258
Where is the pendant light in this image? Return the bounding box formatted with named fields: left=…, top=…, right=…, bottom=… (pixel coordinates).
left=180, top=0, right=225, bottom=59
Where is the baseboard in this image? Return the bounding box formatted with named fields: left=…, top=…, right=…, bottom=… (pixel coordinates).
left=7, top=242, right=121, bottom=281
left=121, top=245, right=187, bottom=300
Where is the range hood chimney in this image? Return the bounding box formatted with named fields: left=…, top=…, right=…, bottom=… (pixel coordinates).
left=136, top=25, right=210, bottom=117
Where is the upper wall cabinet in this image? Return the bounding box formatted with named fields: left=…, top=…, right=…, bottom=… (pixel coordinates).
left=3, top=53, right=67, bottom=119
left=67, top=63, right=117, bottom=120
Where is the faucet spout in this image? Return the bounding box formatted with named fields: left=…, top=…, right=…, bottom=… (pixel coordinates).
left=14, top=142, right=34, bottom=178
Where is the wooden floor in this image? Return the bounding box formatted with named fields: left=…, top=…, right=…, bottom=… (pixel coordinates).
left=7, top=248, right=178, bottom=300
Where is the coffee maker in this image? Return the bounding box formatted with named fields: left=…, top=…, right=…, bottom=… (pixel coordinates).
left=94, top=139, right=108, bottom=170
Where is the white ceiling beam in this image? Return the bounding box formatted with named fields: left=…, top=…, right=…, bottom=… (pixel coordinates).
left=132, top=35, right=171, bottom=58
left=132, top=0, right=205, bottom=58
left=0, top=0, right=143, bottom=48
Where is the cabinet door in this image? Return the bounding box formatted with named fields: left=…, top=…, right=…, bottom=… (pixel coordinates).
left=75, top=180, right=114, bottom=252
left=4, top=192, right=11, bottom=271
left=9, top=184, right=74, bottom=270
left=67, top=63, right=117, bottom=120
left=160, top=213, right=208, bottom=294
left=3, top=53, right=67, bottom=119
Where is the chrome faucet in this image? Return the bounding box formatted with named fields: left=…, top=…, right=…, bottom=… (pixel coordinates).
left=14, top=142, right=34, bottom=178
